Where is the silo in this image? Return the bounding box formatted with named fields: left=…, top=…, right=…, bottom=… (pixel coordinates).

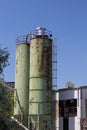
left=28, top=27, right=53, bottom=130
left=14, top=37, right=29, bottom=127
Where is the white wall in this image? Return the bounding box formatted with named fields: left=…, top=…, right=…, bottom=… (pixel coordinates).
left=75, top=117, right=80, bottom=130
left=59, top=89, right=74, bottom=100
left=53, top=87, right=87, bottom=130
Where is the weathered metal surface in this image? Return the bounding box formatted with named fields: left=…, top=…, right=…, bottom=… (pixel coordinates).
left=28, top=115, right=53, bottom=130
left=29, top=37, right=52, bottom=130
left=52, top=91, right=59, bottom=130
left=35, top=27, right=46, bottom=36
left=52, top=91, right=59, bottom=118
left=14, top=43, right=29, bottom=127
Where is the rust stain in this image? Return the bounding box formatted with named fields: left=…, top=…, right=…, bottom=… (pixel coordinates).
left=31, top=38, right=52, bottom=88
left=37, top=54, right=40, bottom=65
left=46, top=92, right=51, bottom=102
left=45, top=46, right=52, bottom=90
left=52, top=101, right=59, bottom=119
left=16, top=59, right=18, bottom=74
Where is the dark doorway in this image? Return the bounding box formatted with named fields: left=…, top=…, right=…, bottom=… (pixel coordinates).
left=63, top=117, right=69, bottom=130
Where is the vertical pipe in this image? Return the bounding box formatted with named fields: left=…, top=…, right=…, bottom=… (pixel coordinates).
left=52, top=91, right=59, bottom=130
left=14, top=43, right=29, bottom=127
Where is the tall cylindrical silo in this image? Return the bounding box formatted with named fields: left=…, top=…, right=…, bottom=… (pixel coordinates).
left=28, top=27, right=53, bottom=130
left=14, top=38, right=29, bottom=127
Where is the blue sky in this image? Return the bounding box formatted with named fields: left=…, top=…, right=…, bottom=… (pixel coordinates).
left=1, top=0, right=87, bottom=88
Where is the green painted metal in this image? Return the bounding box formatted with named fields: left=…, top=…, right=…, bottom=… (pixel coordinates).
left=14, top=43, right=29, bottom=127
left=29, top=37, right=53, bottom=130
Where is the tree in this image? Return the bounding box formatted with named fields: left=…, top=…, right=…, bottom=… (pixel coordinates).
left=66, top=81, right=74, bottom=88
left=0, top=46, right=10, bottom=76
left=0, top=46, right=12, bottom=130
left=0, top=83, right=13, bottom=130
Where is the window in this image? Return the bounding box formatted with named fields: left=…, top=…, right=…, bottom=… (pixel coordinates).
left=59, top=99, right=77, bottom=117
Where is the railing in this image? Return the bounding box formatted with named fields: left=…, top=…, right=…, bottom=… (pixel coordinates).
left=16, top=35, right=30, bottom=44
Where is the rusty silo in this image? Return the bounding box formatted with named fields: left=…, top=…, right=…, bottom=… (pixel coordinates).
left=14, top=36, right=30, bottom=127
left=28, top=27, right=53, bottom=130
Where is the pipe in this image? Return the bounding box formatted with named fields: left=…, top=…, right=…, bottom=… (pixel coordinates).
left=11, top=116, right=29, bottom=130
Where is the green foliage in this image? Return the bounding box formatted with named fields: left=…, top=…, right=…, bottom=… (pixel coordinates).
left=7, top=88, right=14, bottom=116
left=0, top=46, right=12, bottom=129
left=66, top=81, right=74, bottom=88
left=0, top=46, right=10, bottom=75
left=0, top=82, right=13, bottom=129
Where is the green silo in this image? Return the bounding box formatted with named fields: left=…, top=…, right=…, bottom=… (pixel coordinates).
left=14, top=38, right=29, bottom=127
left=28, top=27, right=53, bottom=130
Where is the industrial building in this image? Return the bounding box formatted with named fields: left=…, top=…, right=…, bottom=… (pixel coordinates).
left=11, top=27, right=87, bottom=130
left=14, top=27, right=57, bottom=130
left=53, top=86, right=87, bottom=130
left=5, top=81, right=87, bottom=130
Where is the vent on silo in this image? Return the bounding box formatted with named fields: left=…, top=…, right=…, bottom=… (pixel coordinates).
left=30, top=27, right=52, bottom=39
left=35, top=27, right=46, bottom=36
